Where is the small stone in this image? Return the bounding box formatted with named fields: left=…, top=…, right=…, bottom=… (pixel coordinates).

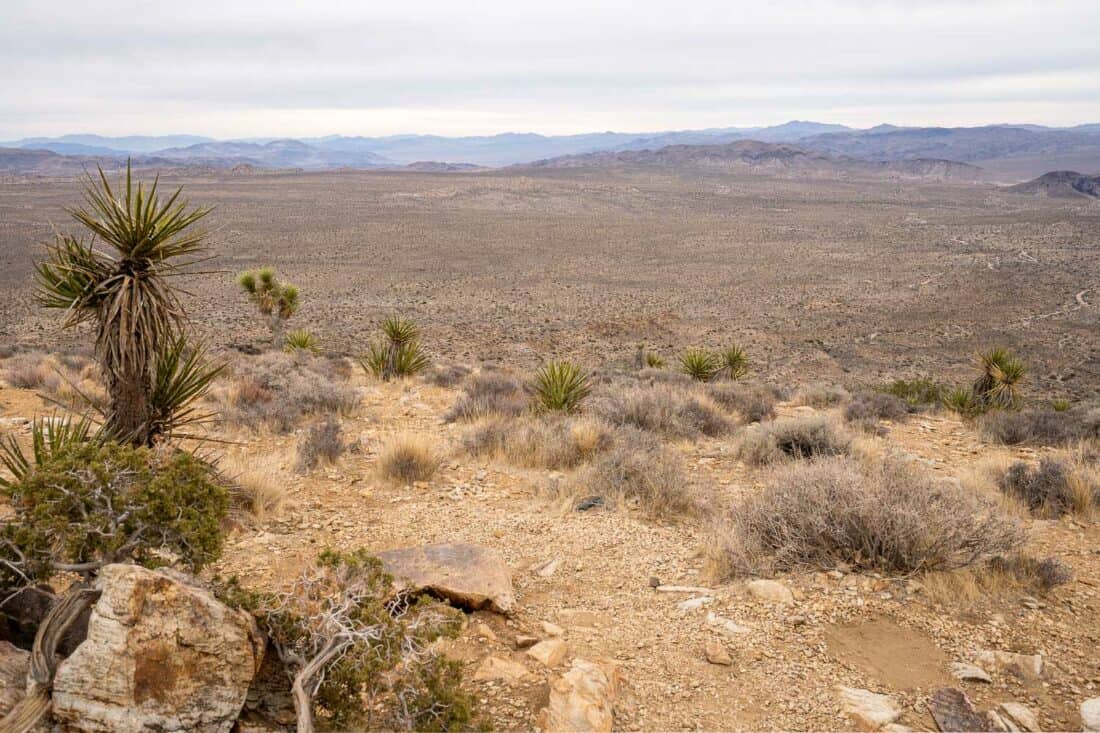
left=677, top=596, right=713, bottom=613
left=648, top=576, right=661, bottom=588
left=952, top=662, right=993, bottom=684
left=474, top=622, right=497, bottom=641
left=746, top=579, right=795, bottom=605
left=1081, top=698, right=1100, bottom=732
left=705, top=612, right=751, bottom=636
left=704, top=639, right=733, bottom=666
left=975, top=650, right=1043, bottom=681
left=514, top=635, right=540, bottom=649
left=997, top=702, right=1040, bottom=732
left=838, top=686, right=902, bottom=731
left=542, top=621, right=565, bottom=637
left=473, top=655, right=528, bottom=683
left=527, top=639, right=568, bottom=668
left=537, top=559, right=562, bottom=577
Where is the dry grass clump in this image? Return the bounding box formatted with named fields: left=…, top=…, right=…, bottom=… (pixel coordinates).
left=424, top=363, right=472, bottom=388
left=792, top=383, right=850, bottom=408
left=462, top=414, right=613, bottom=470
left=1, top=351, right=54, bottom=389
left=589, top=383, right=733, bottom=439
left=998, top=458, right=1098, bottom=518
left=979, top=407, right=1100, bottom=446
left=216, top=352, right=361, bottom=432
left=295, top=417, right=346, bottom=473
left=705, top=382, right=777, bottom=423
left=710, top=456, right=1027, bottom=578
left=634, top=367, right=695, bottom=387
left=0, top=351, right=107, bottom=411
left=568, top=428, right=693, bottom=518
left=444, top=371, right=529, bottom=422
left=844, top=392, right=910, bottom=431
left=220, top=451, right=287, bottom=520
left=736, top=415, right=851, bottom=466
left=377, top=434, right=443, bottom=485
left=922, top=554, right=1073, bottom=606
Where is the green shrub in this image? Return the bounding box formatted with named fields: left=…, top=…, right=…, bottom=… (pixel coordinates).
left=718, top=345, right=749, bottom=380
left=879, top=377, right=945, bottom=409
left=285, top=328, right=321, bottom=354
left=645, top=353, right=666, bottom=369
left=678, top=349, right=720, bottom=382
left=973, top=347, right=1025, bottom=410
left=1051, top=398, right=1072, bottom=412
left=0, top=441, right=227, bottom=584
left=943, top=386, right=981, bottom=416
left=533, top=360, right=591, bottom=413
left=360, top=317, right=430, bottom=381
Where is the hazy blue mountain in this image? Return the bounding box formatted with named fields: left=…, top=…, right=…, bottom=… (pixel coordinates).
left=3, top=134, right=215, bottom=154
left=154, top=138, right=392, bottom=169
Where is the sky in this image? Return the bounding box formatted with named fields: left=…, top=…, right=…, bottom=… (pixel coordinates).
left=2, top=0, right=1099, bottom=139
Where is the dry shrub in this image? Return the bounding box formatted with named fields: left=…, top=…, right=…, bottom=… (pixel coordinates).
left=444, top=371, right=529, bottom=422
left=221, top=451, right=288, bottom=519
left=792, top=383, right=850, bottom=408
left=0, top=352, right=107, bottom=411
left=635, top=367, right=695, bottom=386
left=706, top=382, right=777, bottom=423
left=1, top=352, right=53, bottom=389
left=844, top=392, right=910, bottom=431
left=377, top=434, right=442, bottom=485
left=425, top=363, right=471, bottom=388
left=569, top=428, right=692, bottom=517
left=217, top=352, right=361, bottom=433
left=979, top=407, right=1100, bottom=447
left=710, top=456, right=1027, bottom=577
left=589, top=383, right=733, bottom=439
left=999, top=458, right=1098, bottom=518
left=296, top=417, right=345, bottom=473
left=922, top=554, right=1073, bottom=606
left=462, top=414, right=613, bottom=470
left=736, top=415, right=851, bottom=466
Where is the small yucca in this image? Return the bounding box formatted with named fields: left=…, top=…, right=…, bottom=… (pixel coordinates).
left=1050, top=398, right=1071, bottom=412
left=284, top=328, right=321, bottom=354
left=678, top=349, right=720, bottom=382
left=381, top=316, right=418, bottom=346
left=359, top=317, right=430, bottom=380
left=973, top=347, right=1025, bottom=410
left=645, top=352, right=666, bottom=369
left=533, top=360, right=591, bottom=412
left=943, top=386, right=979, bottom=416
left=719, top=345, right=749, bottom=380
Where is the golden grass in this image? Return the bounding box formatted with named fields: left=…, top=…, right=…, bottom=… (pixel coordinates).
left=220, top=450, right=289, bottom=520
left=377, top=433, right=442, bottom=485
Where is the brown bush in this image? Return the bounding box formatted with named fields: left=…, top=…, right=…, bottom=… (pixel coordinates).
left=844, top=392, right=910, bottom=431
left=792, top=383, right=850, bottom=408
left=462, top=414, right=613, bottom=470
left=710, top=456, right=1027, bottom=577
left=425, top=363, right=472, bottom=388
left=295, top=417, right=346, bottom=473
left=377, top=434, right=442, bottom=485
left=589, top=383, right=733, bottom=439
left=705, top=382, right=777, bottom=423
left=999, top=458, right=1097, bottom=518
left=736, top=416, right=851, bottom=466
left=979, top=407, right=1100, bottom=446
left=444, top=371, right=529, bottom=422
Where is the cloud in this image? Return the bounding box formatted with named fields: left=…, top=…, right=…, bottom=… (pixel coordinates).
left=2, top=0, right=1098, bottom=137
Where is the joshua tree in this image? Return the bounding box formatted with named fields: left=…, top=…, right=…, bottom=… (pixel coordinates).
left=973, top=347, right=1026, bottom=410
left=35, top=163, right=215, bottom=445
left=238, top=267, right=300, bottom=344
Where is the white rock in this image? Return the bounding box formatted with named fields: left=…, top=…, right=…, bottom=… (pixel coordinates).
left=705, top=611, right=751, bottom=636
left=538, top=659, right=620, bottom=733
left=951, top=661, right=993, bottom=683
left=997, top=702, right=1040, bottom=732
left=473, top=655, right=528, bottom=683
left=1081, top=698, right=1100, bottom=732
left=676, top=596, right=713, bottom=612
left=527, top=638, right=568, bottom=668
left=975, top=649, right=1043, bottom=680
left=746, top=579, right=795, bottom=605
left=838, top=686, right=902, bottom=732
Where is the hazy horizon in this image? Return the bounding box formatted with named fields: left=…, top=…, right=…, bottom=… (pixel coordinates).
left=4, top=0, right=1099, bottom=140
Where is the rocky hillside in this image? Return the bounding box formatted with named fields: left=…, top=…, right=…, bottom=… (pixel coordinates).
left=1008, top=171, right=1100, bottom=198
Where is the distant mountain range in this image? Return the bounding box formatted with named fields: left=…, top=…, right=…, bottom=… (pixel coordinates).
left=1008, top=171, right=1100, bottom=198
left=2, top=121, right=1099, bottom=179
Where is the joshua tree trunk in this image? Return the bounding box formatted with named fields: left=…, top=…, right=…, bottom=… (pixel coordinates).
left=269, top=314, right=285, bottom=347
left=106, top=366, right=153, bottom=446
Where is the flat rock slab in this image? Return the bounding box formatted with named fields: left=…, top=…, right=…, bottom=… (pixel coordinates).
left=0, top=640, right=29, bottom=716
left=1081, top=698, right=1100, bottom=732
left=838, top=686, right=902, bottom=731
left=928, top=687, right=996, bottom=732
left=377, top=543, right=515, bottom=614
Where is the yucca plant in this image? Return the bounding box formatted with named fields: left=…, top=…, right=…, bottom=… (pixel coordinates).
left=645, top=353, right=666, bottom=369
left=943, top=386, right=980, bottom=417
left=285, top=328, right=321, bottom=354
left=678, top=349, right=720, bottom=382
left=238, top=267, right=300, bottom=344
left=533, top=360, right=591, bottom=413
left=973, top=347, right=1026, bottom=410
left=148, top=337, right=225, bottom=439
left=1050, top=398, right=1071, bottom=412
left=719, top=345, right=749, bottom=380
left=359, top=317, right=430, bottom=381
left=0, top=414, right=96, bottom=489
left=34, top=162, right=213, bottom=446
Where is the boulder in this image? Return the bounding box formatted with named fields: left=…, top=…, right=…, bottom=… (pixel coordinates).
left=746, top=579, right=795, bottom=605
left=996, top=702, right=1040, bottom=732
left=928, top=687, right=995, bottom=733
left=52, top=564, right=264, bottom=733
left=527, top=638, right=568, bottom=667
left=0, top=640, right=30, bottom=716
left=838, top=686, right=902, bottom=731
left=377, top=543, right=515, bottom=614
left=951, top=662, right=992, bottom=684
left=473, top=655, right=528, bottom=683
left=539, top=659, right=620, bottom=733
left=1081, top=698, right=1100, bottom=732
left=975, top=650, right=1043, bottom=681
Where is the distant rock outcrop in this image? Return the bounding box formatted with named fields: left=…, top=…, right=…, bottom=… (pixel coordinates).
left=1008, top=170, right=1100, bottom=198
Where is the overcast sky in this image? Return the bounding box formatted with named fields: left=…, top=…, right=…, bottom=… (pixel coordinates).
left=3, top=0, right=1099, bottom=139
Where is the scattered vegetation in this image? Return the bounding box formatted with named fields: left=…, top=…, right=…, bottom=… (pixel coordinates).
left=231, top=550, right=476, bottom=732
left=998, top=458, right=1097, bottom=518
left=718, top=344, right=749, bottom=380
left=979, top=406, right=1100, bottom=446
left=238, top=267, right=301, bottom=344
left=219, top=451, right=287, bottom=520
left=0, top=440, right=228, bottom=585
left=569, top=428, right=692, bottom=518
left=972, top=346, right=1026, bottom=410
left=879, top=377, right=946, bottom=410
left=590, top=383, right=733, bottom=439
left=678, top=349, right=721, bottom=382
left=645, top=352, right=666, bottom=369
left=736, top=415, right=851, bottom=466
left=532, top=359, right=591, bottom=413
left=285, top=328, right=321, bottom=354
left=361, top=316, right=430, bottom=381
left=1051, top=398, right=1072, bottom=412
left=943, top=385, right=980, bottom=416
left=424, top=363, right=471, bottom=388
left=296, top=417, right=346, bottom=473
left=462, top=414, right=612, bottom=470
left=711, top=456, right=1027, bottom=577
left=377, top=434, right=442, bottom=485
left=706, top=382, right=777, bottom=423
left=444, top=371, right=529, bottom=422
left=844, top=391, right=909, bottom=430
left=792, top=383, right=850, bottom=408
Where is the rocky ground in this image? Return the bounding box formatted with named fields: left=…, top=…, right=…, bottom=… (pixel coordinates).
left=5, top=369, right=1093, bottom=731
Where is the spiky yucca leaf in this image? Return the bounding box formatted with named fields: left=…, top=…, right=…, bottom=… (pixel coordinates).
left=973, top=347, right=1025, bottom=409
left=0, top=414, right=96, bottom=489
left=719, top=345, right=749, bottom=380
left=285, top=328, right=321, bottom=354
left=390, top=340, right=430, bottom=378
left=359, top=341, right=390, bottom=379
left=645, top=353, right=666, bottom=369
left=381, top=316, right=419, bottom=346
left=678, top=349, right=721, bottom=382
left=146, top=337, right=225, bottom=441
left=533, top=360, right=591, bottom=413
left=237, top=267, right=299, bottom=320
left=943, top=386, right=980, bottom=417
